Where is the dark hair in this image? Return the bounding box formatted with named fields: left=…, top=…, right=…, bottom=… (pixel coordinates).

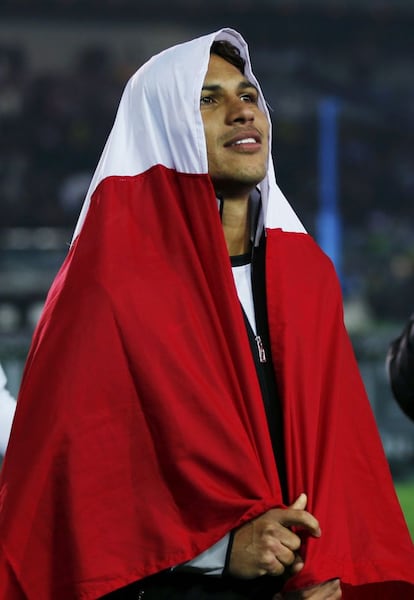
left=210, top=40, right=245, bottom=74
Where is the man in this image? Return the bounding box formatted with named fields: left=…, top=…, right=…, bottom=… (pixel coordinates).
left=0, top=29, right=413, bottom=600
left=387, top=313, right=414, bottom=421
left=0, top=363, right=16, bottom=456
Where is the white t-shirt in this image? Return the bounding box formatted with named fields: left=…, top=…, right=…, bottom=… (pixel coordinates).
left=232, top=261, right=256, bottom=334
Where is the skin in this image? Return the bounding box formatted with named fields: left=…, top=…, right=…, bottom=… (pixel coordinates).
left=273, top=578, right=342, bottom=600
left=200, top=53, right=342, bottom=599
left=228, top=493, right=319, bottom=578
left=200, top=53, right=269, bottom=255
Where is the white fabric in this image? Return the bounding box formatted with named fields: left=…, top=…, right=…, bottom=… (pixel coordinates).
left=72, top=28, right=305, bottom=242
left=0, top=364, right=16, bottom=455
left=175, top=533, right=229, bottom=576
left=232, top=263, right=256, bottom=334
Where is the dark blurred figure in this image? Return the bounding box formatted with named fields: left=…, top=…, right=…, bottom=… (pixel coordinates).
left=387, top=314, right=414, bottom=421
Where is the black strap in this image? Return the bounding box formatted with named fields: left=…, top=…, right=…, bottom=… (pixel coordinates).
left=231, top=234, right=288, bottom=502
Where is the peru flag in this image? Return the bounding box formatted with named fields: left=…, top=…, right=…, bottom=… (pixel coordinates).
left=0, top=28, right=413, bottom=600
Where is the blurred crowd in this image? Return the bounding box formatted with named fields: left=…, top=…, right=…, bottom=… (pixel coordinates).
left=0, top=6, right=414, bottom=326
left=0, top=43, right=133, bottom=227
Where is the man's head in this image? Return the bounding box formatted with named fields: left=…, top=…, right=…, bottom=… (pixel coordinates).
left=201, top=40, right=270, bottom=200
left=210, top=40, right=246, bottom=74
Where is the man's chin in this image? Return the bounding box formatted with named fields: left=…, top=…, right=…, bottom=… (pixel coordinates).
left=212, top=174, right=266, bottom=198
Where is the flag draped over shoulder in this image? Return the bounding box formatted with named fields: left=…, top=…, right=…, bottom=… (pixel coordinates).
left=0, top=28, right=413, bottom=600
left=265, top=230, right=414, bottom=599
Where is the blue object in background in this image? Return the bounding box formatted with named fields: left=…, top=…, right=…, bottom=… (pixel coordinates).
left=317, top=97, right=342, bottom=285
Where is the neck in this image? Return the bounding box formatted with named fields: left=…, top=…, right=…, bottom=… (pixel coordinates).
left=221, top=196, right=250, bottom=256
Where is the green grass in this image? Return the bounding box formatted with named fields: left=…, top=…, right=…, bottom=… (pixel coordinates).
left=395, top=479, right=414, bottom=540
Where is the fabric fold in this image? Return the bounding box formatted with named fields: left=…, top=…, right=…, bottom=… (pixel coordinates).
left=0, top=27, right=413, bottom=600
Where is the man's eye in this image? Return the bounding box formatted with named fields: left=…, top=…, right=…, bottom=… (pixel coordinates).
left=241, top=93, right=257, bottom=103
left=200, top=96, right=214, bottom=105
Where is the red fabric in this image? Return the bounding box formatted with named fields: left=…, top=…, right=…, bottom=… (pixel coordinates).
left=0, top=166, right=413, bottom=598
left=265, top=230, right=414, bottom=596
left=0, top=167, right=282, bottom=599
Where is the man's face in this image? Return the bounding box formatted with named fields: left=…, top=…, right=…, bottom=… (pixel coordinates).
left=200, top=53, right=270, bottom=198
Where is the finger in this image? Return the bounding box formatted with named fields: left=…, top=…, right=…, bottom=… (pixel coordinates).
left=280, top=509, right=321, bottom=537
left=262, top=546, right=296, bottom=576
left=322, top=578, right=342, bottom=597
left=290, top=553, right=305, bottom=574
left=263, top=555, right=286, bottom=577
left=269, top=526, right=302, bottom=552
left=288, top=579, right=341, bottom=599
left=289, top=493, right=307, bottom=510
left=277, top=548, right=296, bottom=568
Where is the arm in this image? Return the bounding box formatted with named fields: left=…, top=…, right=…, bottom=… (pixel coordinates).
left=175, top=493, right=320, bottom=579
left=387, top=314, right=414, bottom=421
left=228, top=493, right=320, bottom=579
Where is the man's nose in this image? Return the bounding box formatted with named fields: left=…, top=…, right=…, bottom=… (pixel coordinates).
left=226, top=99, right=255, bottom=124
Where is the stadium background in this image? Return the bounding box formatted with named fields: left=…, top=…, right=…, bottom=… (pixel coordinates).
left=0, top=1, right=413, bottom=530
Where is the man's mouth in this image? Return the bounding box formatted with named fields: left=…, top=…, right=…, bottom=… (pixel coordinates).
left=224, top=131, right=262, bottom=150
left=233, top=137, right=257, bottom=145
left=224, top=129, right=262, bottom=150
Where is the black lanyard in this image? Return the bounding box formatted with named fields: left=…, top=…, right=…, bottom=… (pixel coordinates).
left=231, top=234, right=288, bottom=503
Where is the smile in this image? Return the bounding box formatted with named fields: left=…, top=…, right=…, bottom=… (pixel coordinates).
left=233, top=138, right=257, bottom=145
left=224, top=129, right=262, bottom=147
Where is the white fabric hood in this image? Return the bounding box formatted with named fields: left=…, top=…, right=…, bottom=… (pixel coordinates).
left=72, top=28, right=305, bottom=241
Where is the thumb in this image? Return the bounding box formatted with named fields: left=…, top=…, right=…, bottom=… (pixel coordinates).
left=289, top=492, right=307, bottom=510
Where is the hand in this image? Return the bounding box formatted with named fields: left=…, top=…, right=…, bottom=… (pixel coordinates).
left=228, top=493, right=321, bottom=579
left=273, top=578, right=342, bottom=599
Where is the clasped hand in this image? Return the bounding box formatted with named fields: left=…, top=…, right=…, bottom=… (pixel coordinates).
left=228, top=493, right=319, bottom=579
left=229, top=493, right=341, bottom=598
